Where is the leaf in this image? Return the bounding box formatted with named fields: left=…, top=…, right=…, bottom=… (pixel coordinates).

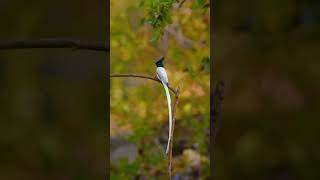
left=150, top=27, right=163, bottom=44
left=139, top=17, right=146, bottom=25
left=199, top=56, right=211, bottom=73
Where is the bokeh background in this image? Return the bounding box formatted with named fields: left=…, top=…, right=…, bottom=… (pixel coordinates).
left=213, top=0, right=320, bottom=179
left=0, top=0, right=107, bottom=179
left=110, top=0, right=210, bottom=179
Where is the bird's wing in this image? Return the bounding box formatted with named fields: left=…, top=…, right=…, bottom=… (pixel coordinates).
left=156, top=67, right=169, bottom=84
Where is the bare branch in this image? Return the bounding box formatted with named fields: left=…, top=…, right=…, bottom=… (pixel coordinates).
left=0, top=39, right=109, bottom=52
left=178, top=0, right=187, bottom=8
left=110, top=74, right=178, bottom=96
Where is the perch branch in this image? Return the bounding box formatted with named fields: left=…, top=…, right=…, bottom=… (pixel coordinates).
left=0, top=39, right=109, bottom=52
left=167, top=86, right=180, bottom=180
left=110, top=74, right=177, bottom=96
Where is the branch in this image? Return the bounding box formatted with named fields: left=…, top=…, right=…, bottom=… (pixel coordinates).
left=178, top=0, right=187, bottom=8
left=110, top=74, right=177, bottom=96
left=167, top=86, right=180, bottom=180
left=0, top=39, right=109, bottom=52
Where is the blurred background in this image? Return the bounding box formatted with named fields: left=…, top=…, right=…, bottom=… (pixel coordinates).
left=0, top=0, right=107, bottom=179
left=213, top=0, right=320, bottom=179
left=110, top=0, right=210, bottom=179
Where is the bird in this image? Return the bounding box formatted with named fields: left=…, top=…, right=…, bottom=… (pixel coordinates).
left=155, top=56, right=172, bottom=154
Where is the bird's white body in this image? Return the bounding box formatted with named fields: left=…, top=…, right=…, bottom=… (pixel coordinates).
left=156, top=67, right=169, bottom=85
left=156, top=67, right=172, bottom=154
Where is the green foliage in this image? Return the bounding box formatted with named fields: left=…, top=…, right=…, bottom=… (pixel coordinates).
left=191, top=0, right=210, bottom=10
left=146, top=0, right=176, bottom=42
left=111, top=159, right=140, bottom=179
left=137, top=0, right=210, bottom=43
left=200, top=56, right=211, bottom=73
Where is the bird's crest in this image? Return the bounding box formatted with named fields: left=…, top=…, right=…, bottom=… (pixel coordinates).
left=155, top=56, right=165, bottom=67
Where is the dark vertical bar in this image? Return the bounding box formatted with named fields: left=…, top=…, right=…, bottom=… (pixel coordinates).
left=210, top=0, right=215, bottom=179
left=210, top=1, right=225, bottom=179
left=106, top=0, right=111, bottom=179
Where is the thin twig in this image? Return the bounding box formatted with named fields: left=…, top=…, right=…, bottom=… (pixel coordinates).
left=167, top=86, right=180, bottom=180
left=0, top=39, right=109, bottom=52
left=110, top=74, right=177, bottom=95
left=178, top=0, right=187, bottom=8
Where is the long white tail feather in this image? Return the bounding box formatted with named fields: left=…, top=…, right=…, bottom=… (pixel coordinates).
left=161, top=82, right=172, bottom=154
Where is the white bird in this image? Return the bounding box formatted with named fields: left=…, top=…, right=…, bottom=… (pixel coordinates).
left=155, top=56, right=172, bottom=154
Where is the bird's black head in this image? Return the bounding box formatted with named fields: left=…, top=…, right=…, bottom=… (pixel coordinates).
left=155, top=56, right=165, bottom=67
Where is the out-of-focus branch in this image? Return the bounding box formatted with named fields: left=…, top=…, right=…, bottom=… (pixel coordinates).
left=165, top=24, right=194, bottom=49
left=110, top=74, right=177, bottom=96
left=178, top=0, right=187, bottom=8
left=0, top=39, right=109, bottom=52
